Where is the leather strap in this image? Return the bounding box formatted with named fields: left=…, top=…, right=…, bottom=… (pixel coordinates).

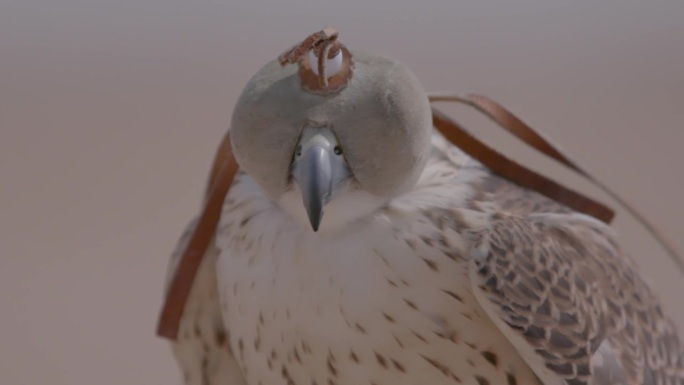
left=431, top=107, right=615, bottom=223
left=156, top=95, right=684, bottom=341
left=431, top=94, right=584, bottom=174
left=430, top=93, right=683, bottom=275
left=156, top=130, right=238, bottom=340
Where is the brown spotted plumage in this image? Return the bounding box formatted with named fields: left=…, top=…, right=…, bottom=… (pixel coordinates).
left=164, top=131, right=684, bottom=385
left=466, top=189, right=684, bottom=385
left=162, top=32, right=683, bottom=385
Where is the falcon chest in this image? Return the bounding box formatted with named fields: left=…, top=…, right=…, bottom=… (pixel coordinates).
left=214, top=180, right=539, bottom=385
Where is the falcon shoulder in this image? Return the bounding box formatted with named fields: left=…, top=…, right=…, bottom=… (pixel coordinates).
left=163, top=217, right=247, bottom=385
left=462, top=191, right=684, bottom=385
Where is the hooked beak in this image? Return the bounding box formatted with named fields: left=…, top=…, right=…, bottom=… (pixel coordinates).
left=291, top=128, right=350, bottom=231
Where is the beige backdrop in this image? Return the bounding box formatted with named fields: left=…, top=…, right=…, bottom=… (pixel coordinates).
left=1, top=1, right=683, bottom=384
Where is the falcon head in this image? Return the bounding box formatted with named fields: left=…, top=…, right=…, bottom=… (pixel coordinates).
left=230, top=48, right=432, bottom=232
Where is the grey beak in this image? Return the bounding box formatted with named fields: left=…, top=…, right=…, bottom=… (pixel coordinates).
left=291, top=128, right=350, bottom=232
left=298, top=146, right=331, bottom=231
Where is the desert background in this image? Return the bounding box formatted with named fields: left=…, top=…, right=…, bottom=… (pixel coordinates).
left=1, top=1, right=683, bottom=384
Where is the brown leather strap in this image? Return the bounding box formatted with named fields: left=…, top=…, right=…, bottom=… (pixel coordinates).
left=431, top=107, right=615, bottom=223
left=430, top=94, right=593, bottom=177
left=430, top=93, right=684, bottom=276
left=156, top=130, right=238, bottom=340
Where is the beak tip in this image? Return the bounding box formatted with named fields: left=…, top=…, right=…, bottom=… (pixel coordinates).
left=308, top=213, right=322, bottom=232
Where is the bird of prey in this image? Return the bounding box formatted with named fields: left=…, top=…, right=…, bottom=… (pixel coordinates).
left=161, top=28, right=684, bottom=385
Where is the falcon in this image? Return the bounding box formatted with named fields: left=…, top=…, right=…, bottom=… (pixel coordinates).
left=160, top=28, right=684, bottom=385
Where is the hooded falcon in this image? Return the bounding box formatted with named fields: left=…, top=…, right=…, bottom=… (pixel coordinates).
left=161, top=28, right=684, bottom=385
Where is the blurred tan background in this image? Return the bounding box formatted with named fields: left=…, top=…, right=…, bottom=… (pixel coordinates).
left=1, top=1, right=683, bottom=384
